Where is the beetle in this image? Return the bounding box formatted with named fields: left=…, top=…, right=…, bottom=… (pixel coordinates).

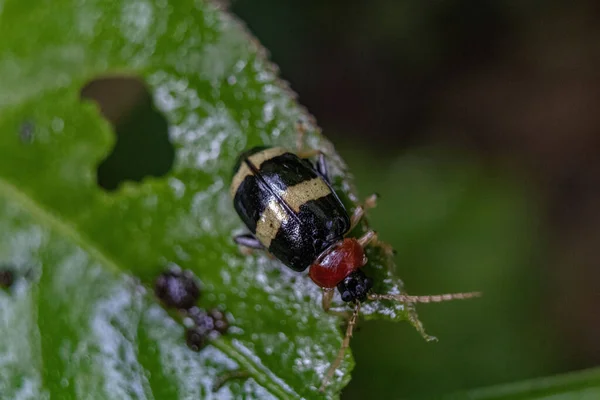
left=230, top=141, right=481, bottom=390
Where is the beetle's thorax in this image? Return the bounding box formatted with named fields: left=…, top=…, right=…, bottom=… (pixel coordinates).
left=308, top=238, right=367, bottom=289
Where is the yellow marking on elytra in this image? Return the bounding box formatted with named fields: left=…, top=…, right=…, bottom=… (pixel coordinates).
left=229, top=147, right=288, bottom=197
left=282, top=178, right=331, bottom=212
left=255, top=198, right=289, bottom=247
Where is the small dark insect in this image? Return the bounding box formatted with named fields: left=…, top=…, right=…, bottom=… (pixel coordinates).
left=154, top=266, right=201, bottom=310
left=185, top=307, right=229, bottom=352
left=230, top=127, right=481, bottom=391
left=185, top=327, right=208, bottom=352
left=0, top=268, right=14, bottom=289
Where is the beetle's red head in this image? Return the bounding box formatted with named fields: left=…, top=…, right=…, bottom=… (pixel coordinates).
left=309, top=238, right=373, bottom=302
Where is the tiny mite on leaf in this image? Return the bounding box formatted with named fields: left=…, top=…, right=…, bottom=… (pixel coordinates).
left=230, top=127, right=481, bottom=391
left=153, top=268, right=230, bottom=354
left=154, top=266, right=201, bottom=310
left=0, top=268, right=14, bottom=289
left=185, top=307, right=229, bottom=352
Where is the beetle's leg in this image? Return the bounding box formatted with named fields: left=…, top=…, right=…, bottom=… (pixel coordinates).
left=322, top=288, right=335, bottom=311
left=300, top=150, right=330, bottom=182
left=315, top=152, right=330, bottom=182
left=234, top=233, right=264, bottom=249
left=351, top=196, right=396, bottom=256
left=234, top=233, right=264, bottom=255
left=234, top=234, right=277, bottom=259
left=320, top=302, right=360, bottom=392
left=321, top=288, right=351, bottom=318
left=357, top=230, right=396, bottom=256
left=349, top=193, right=379, bottom=231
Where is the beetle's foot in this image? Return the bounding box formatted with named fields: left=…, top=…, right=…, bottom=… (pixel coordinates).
left=363, top=193, right=379, bottom=210
left=295, top=119, right=308, bottom=153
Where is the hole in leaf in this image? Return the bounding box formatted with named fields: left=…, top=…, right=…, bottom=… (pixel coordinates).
left=81, top=77, right=174, bottom=191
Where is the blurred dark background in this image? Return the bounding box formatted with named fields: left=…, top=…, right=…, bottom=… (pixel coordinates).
left=84, top=0, right=600, bottom=398
left=228, top=0, right=600, bottom=398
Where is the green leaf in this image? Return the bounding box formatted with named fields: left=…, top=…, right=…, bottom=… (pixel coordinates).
left=0, top=0, right=421, bottom=398
left=444, top=367, right=600, bottom=399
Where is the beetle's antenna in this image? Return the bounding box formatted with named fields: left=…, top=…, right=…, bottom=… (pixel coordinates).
left=368, top=291, right=482, bottom=303
left=320, top=301, right=361, bottom=392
